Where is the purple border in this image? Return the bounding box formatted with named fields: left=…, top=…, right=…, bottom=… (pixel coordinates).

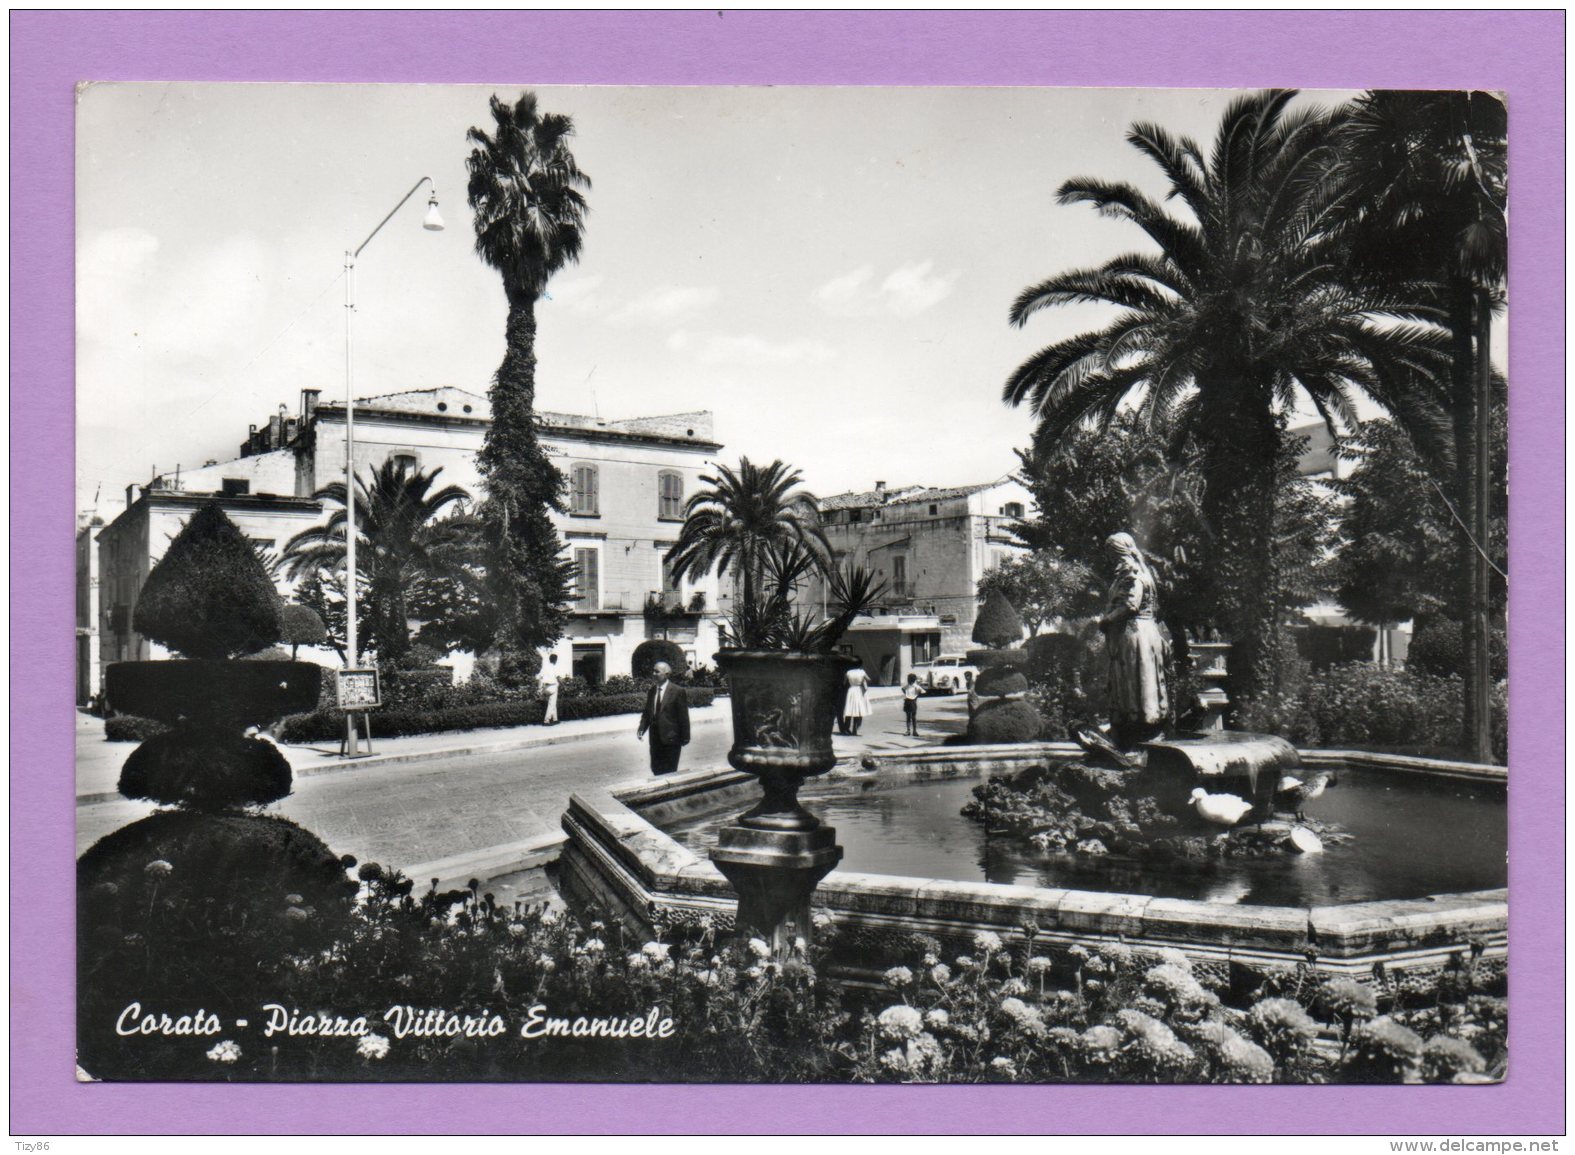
left=12, top=10, right=1563, bottom=1136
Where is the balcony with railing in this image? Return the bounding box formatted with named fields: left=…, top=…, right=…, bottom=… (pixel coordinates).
left=644, top=589, right=708, bottom=620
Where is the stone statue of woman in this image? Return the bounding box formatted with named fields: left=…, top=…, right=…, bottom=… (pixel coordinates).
left=1099, top=531, right=1170, bottom=749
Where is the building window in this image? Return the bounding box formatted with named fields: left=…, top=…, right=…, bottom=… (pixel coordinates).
left=928, top=504, right=939, bottom=516
left=912, top=632, right=941, bottom=665
left=573, top=546, right=600, bottom=609
left=849, top=509, right=863, bottom=524
left=221, top=478, right=250, bottom=497
left=570, top=464, right=599, bottom=516
left=389, top=452, right=418, bottom=475
left=892, top=555, right=909, bottom=598
left=1001, top=502, right=1025, bottom=519
left=658, top=470, right=684, bottom=520
left=660, top=551, right=681, bottom=598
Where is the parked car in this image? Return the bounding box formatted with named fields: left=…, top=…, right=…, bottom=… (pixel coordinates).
left=914, top=655, right=978, bottom=694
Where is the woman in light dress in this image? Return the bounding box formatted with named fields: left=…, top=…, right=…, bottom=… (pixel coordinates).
left=1099, top=532, right=1169, bottom=748
left=842, top=657, right=872, bottom=736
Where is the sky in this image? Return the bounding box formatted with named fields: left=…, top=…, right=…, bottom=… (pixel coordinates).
left=77, top=83, right=1470, bottom=519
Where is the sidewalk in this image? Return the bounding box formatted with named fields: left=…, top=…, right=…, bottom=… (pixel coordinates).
left=76, top=684, right=907, bottom=803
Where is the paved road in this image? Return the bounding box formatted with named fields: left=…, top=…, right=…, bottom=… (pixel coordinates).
left=76, top=690, right=971, bottom=874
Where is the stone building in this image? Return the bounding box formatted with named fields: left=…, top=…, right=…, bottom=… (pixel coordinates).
left=807, top=478, right=1035, bottom=685
left=87, top=387, right=729, bottom=695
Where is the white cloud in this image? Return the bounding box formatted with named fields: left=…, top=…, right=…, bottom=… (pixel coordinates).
left=666, top=329, right=834, bottom=367
left=611, top=284, right=719, bottom=325
left=811, top=259, right=958, bottom=318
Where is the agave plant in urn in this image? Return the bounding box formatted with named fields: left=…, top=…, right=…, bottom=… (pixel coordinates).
left=666, top=460, right=886, bottom=953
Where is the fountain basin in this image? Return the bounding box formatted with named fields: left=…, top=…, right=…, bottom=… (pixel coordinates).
left=557, top=746, right=1505, bottom=985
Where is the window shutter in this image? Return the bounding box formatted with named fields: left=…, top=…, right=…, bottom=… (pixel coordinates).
left=575, top=548, right=599, bottom=608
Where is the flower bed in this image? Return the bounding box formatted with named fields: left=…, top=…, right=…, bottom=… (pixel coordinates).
left=76, top=858, right=1505, bottom=1084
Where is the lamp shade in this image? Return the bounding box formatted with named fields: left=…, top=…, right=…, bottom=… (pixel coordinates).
left=422, top=194, right=445, bottom=232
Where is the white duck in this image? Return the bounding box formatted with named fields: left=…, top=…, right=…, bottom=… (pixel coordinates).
left=1189, top=787, right=1253, bottom=828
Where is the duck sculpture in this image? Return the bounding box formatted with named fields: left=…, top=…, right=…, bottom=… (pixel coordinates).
left=1189, top=787, right=1253, bottom=828
left=1274, top=769, right=1336, bottom=820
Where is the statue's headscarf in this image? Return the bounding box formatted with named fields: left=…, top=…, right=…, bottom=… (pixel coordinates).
left=1106, top=532, right=1158, bottom=594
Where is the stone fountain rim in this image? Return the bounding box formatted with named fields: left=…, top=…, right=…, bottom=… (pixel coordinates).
left=562, top=745, right=1506, bottom=969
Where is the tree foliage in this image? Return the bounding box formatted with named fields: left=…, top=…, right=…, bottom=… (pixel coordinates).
left=976, top=551, right=1101, bottom=634
left=1003, top=90, right=1452, bottom=703
left=466, top=91, right=591, bottom=660
left=282, top=461, right=474, bottom=664
left=133, top=502, right=283, bottom=660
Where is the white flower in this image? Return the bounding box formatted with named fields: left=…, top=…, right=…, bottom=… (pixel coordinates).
left=792, top=937, right=808, bottom=954
left=747, top=937, right=772, bottom=959
left=811, top=911, right=832, bottom=930
left=356, top=1033, right=390, bottom=1060
left=581, top=938, right=605, bottom=954
left=924, top=1008, right=950, bottom=1030
left=642, top=942, right=671, bottom=962
left=972, top=930, right=1004, bottom=955
left=537, top=954, right=557, bottom=973
left=590, top=920, right=606, bottom=931
left=144, top=860, right=174, bottom=878
left=929, top=964, right=952, bottom=985
left=1026, top=956, right=1053, bottom=975
left=541, top=911, right=560, bottom=927
left=627, top=953, right=649, bottom=971
left=877, top=1004, right=924, bottom=1042
left=922, top=953, right=940, bottom=967
left=205, top=1040, right=241, bottom=1064
left=1001, top=977, right=1029, bottom=996
left=955, top=955, right=977, bottom=970
left=507, top=923, right=527, bottom=938
left=989, top=1056, right=1018, bottom=1078
left=745, top=965, right=764, bottom=980
left=883, top=966, right=914, bottom=988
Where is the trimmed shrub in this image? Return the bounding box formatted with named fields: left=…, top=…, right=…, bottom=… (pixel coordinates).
left=279, top=603, right=326, bottom=656
left=1407, top=619, right=1508, bottom=681
left=119, top=732, right=292, bottom=810
left=975, top=668, right=1029, bottom=697
left=966, top=698, right=1044, bottom=744
left=973, top=590, right=1025, bottom=649
left=103, top=715, right=169, bottom=743
left=632, top=639, right=688, bottom=680
left=273, top=687, right=717, bottom=743
left=131, top=502, right=282, bottom=659
left=967, top=648, right=1029, bottom=672
left=381, top=666, right=456, bottom=709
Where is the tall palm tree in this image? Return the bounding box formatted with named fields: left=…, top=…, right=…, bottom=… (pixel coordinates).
left=665, top=458, right=830, bottom=623
left=1002, top=90, right=1451, bottom=703
left=1331, top=90, right=1506, bottom=761
left=282, top=461, right=473, bottom=663
left=465, top=91, right=592, bottom=664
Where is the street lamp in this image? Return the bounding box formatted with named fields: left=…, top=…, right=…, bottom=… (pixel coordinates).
left=341, top=176, right=444, bottom=755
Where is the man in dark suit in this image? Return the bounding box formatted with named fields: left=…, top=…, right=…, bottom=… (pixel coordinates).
left=637, top=661, right=690, bottom=775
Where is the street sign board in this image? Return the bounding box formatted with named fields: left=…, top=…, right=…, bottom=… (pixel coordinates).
left=336, top=668, right=382, bottom=711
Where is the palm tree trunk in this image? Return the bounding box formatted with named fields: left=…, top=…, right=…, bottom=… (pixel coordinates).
left=1446, top=279, right=1481, bottom=758
left=1469, top=291, right=1495, bottom=762
left=477, top=288, right=571, bottom=655
left=1198, top=380, right=1282, bottom=710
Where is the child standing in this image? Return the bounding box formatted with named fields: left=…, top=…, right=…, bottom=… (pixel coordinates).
left=902, top=673, right=923, bottom=737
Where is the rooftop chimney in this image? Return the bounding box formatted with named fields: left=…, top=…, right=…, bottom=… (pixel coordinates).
left=300, top=388, right=321, bottom=422
left=874, top=481, right=887, bottom=498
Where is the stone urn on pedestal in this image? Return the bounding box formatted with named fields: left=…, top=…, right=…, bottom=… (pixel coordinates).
left=709, top=649, right=855, bottom=956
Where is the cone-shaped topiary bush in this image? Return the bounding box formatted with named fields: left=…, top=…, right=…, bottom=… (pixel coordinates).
left=133, top=502, right=283, bottom=659
left=973, top=589, right=1025, bottom=649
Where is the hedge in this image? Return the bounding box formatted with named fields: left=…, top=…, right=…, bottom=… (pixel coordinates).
left=274, top=686, right=716, bottom=743
left=104, top=715, right=170, bottom=742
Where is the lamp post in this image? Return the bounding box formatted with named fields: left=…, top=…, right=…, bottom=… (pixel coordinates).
left=341, top=176, right=444, bottom=756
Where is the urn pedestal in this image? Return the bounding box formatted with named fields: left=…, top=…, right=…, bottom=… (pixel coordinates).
left=708, top=650, right=853, bottom=954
